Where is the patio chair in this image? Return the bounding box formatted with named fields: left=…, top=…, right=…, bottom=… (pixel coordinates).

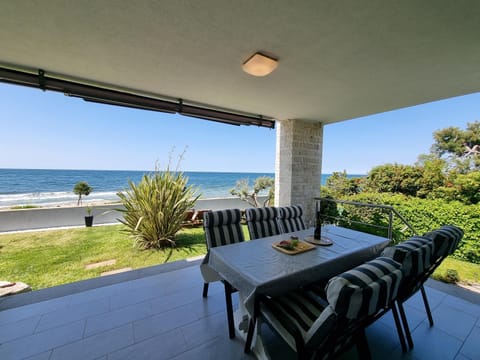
left=382, top=226, right=463, bottom=349
left=200, top=208, right=245, bottom=339
left=245, top=206, right=283, bottom=240
left=277, top=205, right=307, bottom=233
left=245, top=257, right=405, bottom=359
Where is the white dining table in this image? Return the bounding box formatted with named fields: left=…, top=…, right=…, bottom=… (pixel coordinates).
left=206, top=224, right=391, bottom=346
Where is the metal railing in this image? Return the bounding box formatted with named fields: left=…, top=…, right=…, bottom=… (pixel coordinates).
left=315, top=197, right=417, bottom=243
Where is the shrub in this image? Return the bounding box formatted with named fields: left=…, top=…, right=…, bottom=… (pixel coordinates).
left=340, top=192, right=480, bottom=263
left=444, top=269, right=460, bottom=283
left=117, top=167, right=199, bottom=249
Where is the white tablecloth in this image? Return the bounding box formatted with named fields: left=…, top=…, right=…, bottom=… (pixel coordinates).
left=207, top=225, right=391, bottom=315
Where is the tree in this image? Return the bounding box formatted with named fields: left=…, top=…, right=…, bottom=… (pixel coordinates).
left=230, top=176, right=274, bottom=207
left=323, top=171, right=362, bottom=198
left=415, top=154, right=447, bottom=198
left=365, top=164, right=422, bottom=196
left=73, top=181, right=93, bottom=206
left=431, top=121, right=480, bottom=171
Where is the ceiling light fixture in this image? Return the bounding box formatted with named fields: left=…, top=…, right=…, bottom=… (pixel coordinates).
left=242, top=52, right=278, bottom=77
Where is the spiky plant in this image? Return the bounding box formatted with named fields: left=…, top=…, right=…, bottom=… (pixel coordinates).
left=117, top=168, right=199, bottom=249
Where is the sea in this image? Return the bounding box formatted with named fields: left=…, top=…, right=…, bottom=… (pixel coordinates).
left=0, top=169, right=362, bottom=208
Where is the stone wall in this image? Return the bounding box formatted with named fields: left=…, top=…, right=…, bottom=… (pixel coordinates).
left=275, top=119, right=323, bottom=223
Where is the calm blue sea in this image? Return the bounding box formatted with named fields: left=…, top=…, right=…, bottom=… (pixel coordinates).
left=0, top=168, right=362, bottom=208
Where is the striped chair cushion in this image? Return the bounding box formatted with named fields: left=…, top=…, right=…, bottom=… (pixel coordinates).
left=382, top=236, right=433, bottom=277
left=245, top=207, right=282, bottom=239
left=423, top=225, right=464, bottom=258
left=278, top=205, right=307, bottom=233
left=203, top=209, right=244, bottom=248
left=260, top=289, right=336, bottom=351
left=326, top=257, right=403, bottom=320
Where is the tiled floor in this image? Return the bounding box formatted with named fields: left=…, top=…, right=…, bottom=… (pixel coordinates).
left=0, top=263, right=479, bottom=360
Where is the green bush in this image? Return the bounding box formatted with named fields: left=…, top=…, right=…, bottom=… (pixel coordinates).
left=117, top=168, right=200, bottom=249
left=339, top=192, right=480, bottom=264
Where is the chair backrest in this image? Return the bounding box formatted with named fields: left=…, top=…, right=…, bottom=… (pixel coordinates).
left=325, top=256, right=403, bottom=321
left=423, top=225, right=464, bottom=259
left=382, top=235, right=436, bottom=302
left=304, top=257, right=403, bottom=352
left=382, top=236, right=434, bottom=277
left=203, top=209, right=245, bottom=249
left=278, top=205, right=306, bottom=233
left=245, top=207, right=282, bottom=239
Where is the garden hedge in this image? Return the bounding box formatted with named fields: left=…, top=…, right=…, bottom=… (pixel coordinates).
left=338, top=192, right=480, bottom=264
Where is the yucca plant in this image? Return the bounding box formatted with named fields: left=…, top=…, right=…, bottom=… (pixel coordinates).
left=117, top=167, right=199, bottom=249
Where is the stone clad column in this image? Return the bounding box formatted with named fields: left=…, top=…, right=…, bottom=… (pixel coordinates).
left=274, top=119, right=323, bottom=224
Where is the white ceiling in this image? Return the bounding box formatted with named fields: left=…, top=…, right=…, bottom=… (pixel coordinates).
left=1, top=1, right=480, bottom=123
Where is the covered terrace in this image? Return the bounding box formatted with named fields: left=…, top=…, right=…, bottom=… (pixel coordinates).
left=1, top=1, right=480, bottom=359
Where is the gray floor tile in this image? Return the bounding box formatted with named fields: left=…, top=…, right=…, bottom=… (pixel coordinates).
left=170, top=336, right=252, bottom=360
left=187, top=295, right=226, bottom=320
left=109, top=285, right=164, bottom=310
left=24, top=350, right=52, bottom=360
left=430, top=303, right=477, bottom=341
left=407, top=321, right=463, bottom=360
left=108, top=328, right=187, bottom=360
left=0, top=315, right=41, bottom=343
left=148, top=287, right=198, bottom=315
left=365, top=321, right=404, bottom=357
left=66, top=288, right=111, bottom=306
left=459, top=325, right=480, bottom=360
left=377, top=305, right=425, bottom=333
left=0, top=320, right=84, bottom=360
left=36, top=297, right=110, bottom=332
left=50, top=323, right=134, bottom=360
left=443, top=294, right=480, bottom=317
left=84, top=300, right=151, bottom=336
left=133, top=302, right=197, bottom=342
left=404, top=287, right=447, bottom=313
left=180, top=311, right=228, bottom=349
left=0, top=297, right=70, bottom=326
left=454, top=354, right=472, bottom=360
left=1, top=267, right=478, bottom=360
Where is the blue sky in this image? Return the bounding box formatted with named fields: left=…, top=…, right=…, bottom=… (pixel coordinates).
left=0, top=83, right=478, bottom=174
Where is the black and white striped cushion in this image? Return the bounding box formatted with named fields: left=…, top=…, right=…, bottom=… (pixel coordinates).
left=259, top=257, right=403, bottom=354
left=203, top=209, right=244, bottom=248
left=424, top=225, right=464, bottom=258
left=278, top=205, right=307, bottom=233
left=260, top=289, right=336, bottom=351
left=245, top=207, right=282, bottom=239
left=326, top=257, right=403, bottom=320
left=382, top=236, right=433, bottom=277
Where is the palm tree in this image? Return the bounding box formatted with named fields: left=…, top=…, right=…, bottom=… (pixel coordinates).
left=73, top=181, right=93, bottom=206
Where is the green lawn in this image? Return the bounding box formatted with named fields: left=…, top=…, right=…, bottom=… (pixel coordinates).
left=1, top=225, right=478, bottom=291
left=431, top=257, right=480, bottom=284
left=0, top=225, right=209, bottom=290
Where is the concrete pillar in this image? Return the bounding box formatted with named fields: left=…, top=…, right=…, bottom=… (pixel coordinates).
left=275, top=119, right=323, bottom=224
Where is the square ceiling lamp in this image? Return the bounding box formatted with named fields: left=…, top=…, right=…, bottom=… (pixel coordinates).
left=242, top=52, right=278, bottom=77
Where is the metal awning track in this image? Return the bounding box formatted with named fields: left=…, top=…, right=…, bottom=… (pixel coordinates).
left=0, top=67, right=275, bottom=128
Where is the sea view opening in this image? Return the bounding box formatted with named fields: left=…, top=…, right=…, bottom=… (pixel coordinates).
left=2, top=2, right=480, bottom=358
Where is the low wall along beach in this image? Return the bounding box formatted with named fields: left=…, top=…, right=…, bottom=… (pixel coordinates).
left=0, top=197, right=264, bottom=232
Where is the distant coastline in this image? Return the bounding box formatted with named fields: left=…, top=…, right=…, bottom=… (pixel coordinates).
left=0, top=168, right=365, bottom=209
